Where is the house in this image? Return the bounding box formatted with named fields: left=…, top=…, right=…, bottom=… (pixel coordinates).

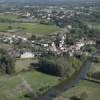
left=75, top=42, right=85, bottom=50
left=21, top=52, right=35, bottom=59
left=85, top=40, right=96, bottom=45
left=67, top=25, right=72, bottom=30
left=48, top=42, right=57, bottom=52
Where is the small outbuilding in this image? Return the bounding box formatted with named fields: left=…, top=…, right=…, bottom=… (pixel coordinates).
left=21, top=52, right=35, bottom=59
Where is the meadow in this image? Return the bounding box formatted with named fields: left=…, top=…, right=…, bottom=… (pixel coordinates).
left=15, top=58, right=38, bottom=72
left=0, top=22, right=60, bottom=36
left=95, top=24, right=100, bottom=31
left=88, top=62, right=100, bottom=75
left=0, top=58, right=59, bottom=100
left=62, top=80, right=100, bottom=100
left=0, top=71, right=59, bottom=100
left=0, top=13, right=18, bottom=20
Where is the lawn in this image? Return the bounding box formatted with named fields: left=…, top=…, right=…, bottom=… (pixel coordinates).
left=0, top=23, right=60, bottom=36
left=0, top=71, right=59, bottom=100
left=62, top=80, right=100, bottom=100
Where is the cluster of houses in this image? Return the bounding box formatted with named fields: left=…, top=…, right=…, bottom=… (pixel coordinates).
left=2, top=6, right=94, bottom=25
left=0, top=35, right=27, bottom=44
left=48, top=34, right=96, bottom=56
left=0, top=34, right=34, bottom=59
left=0, top=30, right=96, bottom=59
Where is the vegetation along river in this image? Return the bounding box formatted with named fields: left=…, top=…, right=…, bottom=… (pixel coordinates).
left=36, top=51, right=100, bottom=100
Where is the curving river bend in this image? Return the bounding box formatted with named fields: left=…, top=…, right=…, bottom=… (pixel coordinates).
left=36, top=52, right=100, bottom=100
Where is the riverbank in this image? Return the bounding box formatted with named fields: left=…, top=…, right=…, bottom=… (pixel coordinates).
left=58, top=51, right=100, bottom=100
left=35, top=52, right=100, bottom=100
left=61, top=80, right=100, bottom=100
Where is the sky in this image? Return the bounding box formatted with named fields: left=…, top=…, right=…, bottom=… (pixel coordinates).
left=0, top=0, right=99, bottom=1
left=0, top=0, right=99, bottom=3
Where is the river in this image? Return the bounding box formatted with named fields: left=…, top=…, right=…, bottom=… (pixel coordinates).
left=36, top=51, right=100, bottom=100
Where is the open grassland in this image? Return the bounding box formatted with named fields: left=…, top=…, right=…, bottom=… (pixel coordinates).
left=62, top=80, right=100, bottom=100
left=0, top=23, right=60, bottom=36
left=0, top=71, right=59, bottom=100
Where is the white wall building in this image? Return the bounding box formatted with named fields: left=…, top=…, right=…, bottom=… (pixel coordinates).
left=21, top=52, right=35, bottom=59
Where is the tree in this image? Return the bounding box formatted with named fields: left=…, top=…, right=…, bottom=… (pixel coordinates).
left=70, top=96, right=80, bottom=100
left=38, top=56, right=82, bottom=77
left=38, top=56, right=69, bottom=76
left=91, top=72, right=100, bottom=80
left=30, top=34, right=36, bottom=40
left=0, top=48, right=15, bottom=74
left=8, top=25, right=13, bottom=30
left=93, top=57, right=100, bottom=63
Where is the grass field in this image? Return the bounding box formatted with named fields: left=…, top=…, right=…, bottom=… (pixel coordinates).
left=0, top=58, right=59, bottom=100
left=88, top=63, right=100, bottom=75
left=0, top=71, right=59, bottom=100
left=0, top=23, right=60, bottom=36
left=86, top=22, right=100, bottom=31
left=95, top=24, right=100, bottom=31
left=62, top=80, right=100, bottom=100
left=0, top=13, right=18, bottom=20
left=0, top=43, right=12, bottom=50
left=15, top=58, right=38, bottom=72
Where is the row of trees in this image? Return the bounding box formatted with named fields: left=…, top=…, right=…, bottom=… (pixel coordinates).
left=38, top=56, right=82, bottom=77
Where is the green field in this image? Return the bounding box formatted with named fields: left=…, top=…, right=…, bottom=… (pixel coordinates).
left=15, top=58, right=38, bottom=72
left=0, top=43, right=12, bottom=50
left=0, top=58, right=59, bottom=100
left=88, top=63, right=100, bottom=75
left=0, top=23, right=60, bottom=36
left=86, top=22, right=100, bottom=31
left=0, top=71, right=59, bottom=100
left=62, top=80, right=100, bottom=100
left=0, top=14, right=18, bottom=20
left=95, top=24, right=100, bottom=31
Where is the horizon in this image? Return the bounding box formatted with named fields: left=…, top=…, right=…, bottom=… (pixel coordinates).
left=0, top=0, right=99, bottom=6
